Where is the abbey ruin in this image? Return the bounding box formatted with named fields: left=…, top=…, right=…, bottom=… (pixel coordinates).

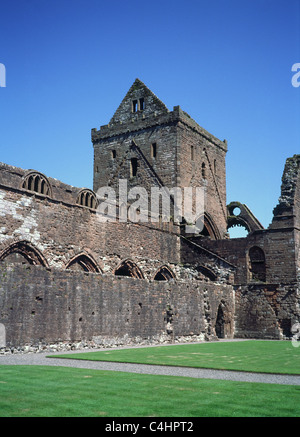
left=0, top=78, right=299, bottom=350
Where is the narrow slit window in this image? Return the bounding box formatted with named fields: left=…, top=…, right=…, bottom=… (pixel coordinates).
left=151, top=143, right=157, bottom=159
left=191, top=145, right=194, bottom=161
left=111, top=150, right=116, bottom=159
left=139, top=98, right=145, bottom=111
left=130, top=158, right=138, bottom=177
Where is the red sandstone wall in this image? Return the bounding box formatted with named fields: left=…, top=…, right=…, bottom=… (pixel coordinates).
left=0, top=263, right=234, bottom=348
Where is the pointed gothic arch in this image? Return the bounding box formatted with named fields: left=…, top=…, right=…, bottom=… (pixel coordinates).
left=114, top=259, right=144, bottom=279
left=66, top=253, right=101, bottom=273
left=0, top=240, right=48, bottom=267
left=153, top=265, right=176, bottom=281
left=193, top=212, right=221, bottom=240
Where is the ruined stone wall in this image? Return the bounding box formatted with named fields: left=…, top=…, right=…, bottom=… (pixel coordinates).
left=234, top=283, right=299, bottom=339
left=201, top=228, right=298, bottom=285
left=0, top=165, right=181, bottom=277
left=0, top=263, right=234, bottom=348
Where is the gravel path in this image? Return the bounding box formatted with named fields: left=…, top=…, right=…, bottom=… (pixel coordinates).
left=1, top=343, right=300, bottom=386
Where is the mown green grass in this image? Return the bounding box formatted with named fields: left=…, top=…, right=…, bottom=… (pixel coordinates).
left=0, top=365, right=300, bottom=417
left=50, top=340, right=300, bottom=375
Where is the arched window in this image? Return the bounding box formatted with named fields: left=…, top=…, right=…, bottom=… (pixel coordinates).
left=66, top=253, right=100, bottom=273
left=249, top=246, right=266, bottom=282
left=22, top=172, right=51, bottom=196
left=114, top=259, right=144, bottom=279
left=153, top=266, right=176, bottom=281
left=0, top=241, right=48, bottom=267
left=76, top=189, right=98, bottom=209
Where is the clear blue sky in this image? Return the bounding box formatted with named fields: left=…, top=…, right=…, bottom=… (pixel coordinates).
left=0, top=0, right=299, bottom=232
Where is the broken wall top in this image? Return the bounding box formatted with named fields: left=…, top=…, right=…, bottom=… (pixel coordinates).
left=270, top=154, right=300, bottom=229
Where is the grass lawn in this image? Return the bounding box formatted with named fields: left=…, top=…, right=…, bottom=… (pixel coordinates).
left=49, top=340, right=300, bottom=375
left=0, top=365, right=300, bottom=417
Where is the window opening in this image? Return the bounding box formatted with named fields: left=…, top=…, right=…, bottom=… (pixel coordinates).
left=191, top=145, right=194, bottom=161
left=202, top=162, right=206, bottom=179
left=130, top=158, right=138, bottom=177
left=249, top=246, right=266, bottom=282
left=139, top=98, right=145, bottom=110
left=132, top=100, right=138, bottom=112
left=76, top=189, right=97, bottom=209
left=22, top=173, right=51, bottom=196
left=151, top=143, right=157, bottom=159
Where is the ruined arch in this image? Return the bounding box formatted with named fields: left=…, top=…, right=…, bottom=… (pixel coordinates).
left=0, top=240, right=48, bottom=267
left=66, top=253, right=101, bottom=273
left=153, top=265, right=176, bottom=281
left=76, top=189, right=98, bottom=209
left=21, top=171, right=52, bottom=197
left=182, top=212, right=221, bottom=239
left=197, top=265, right=217, bottom=281
left=227, top=202, right=264, bottom=236
left=114, top=259, right=144, bottom=279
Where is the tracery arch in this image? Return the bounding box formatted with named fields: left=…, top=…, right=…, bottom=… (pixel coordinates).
left=21, top=171, right=52, bottom=197
left=114, top=259, right=144, bottom=279
left=76, top=189, right=98, bottom=209
left=153, top=265, right=176, bottom=281
left=66, top=253, right=101, bottom=273
left=0, top=240, right=48, bottom=267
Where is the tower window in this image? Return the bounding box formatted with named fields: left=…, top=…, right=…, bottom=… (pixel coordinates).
left=111, top=150, right=116, bottom=159
left=151, top=143, right=157, bottom=159
left=132, top=100, right=138, bottom=112
left=130, top=158, right=138, bottom=177
left=132, top=98, right=145, bottom=112
left=139, top=98, right=145, bottom=110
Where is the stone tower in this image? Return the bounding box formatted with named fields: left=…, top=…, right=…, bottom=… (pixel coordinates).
left=91, top=78, right=228, bottom=239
